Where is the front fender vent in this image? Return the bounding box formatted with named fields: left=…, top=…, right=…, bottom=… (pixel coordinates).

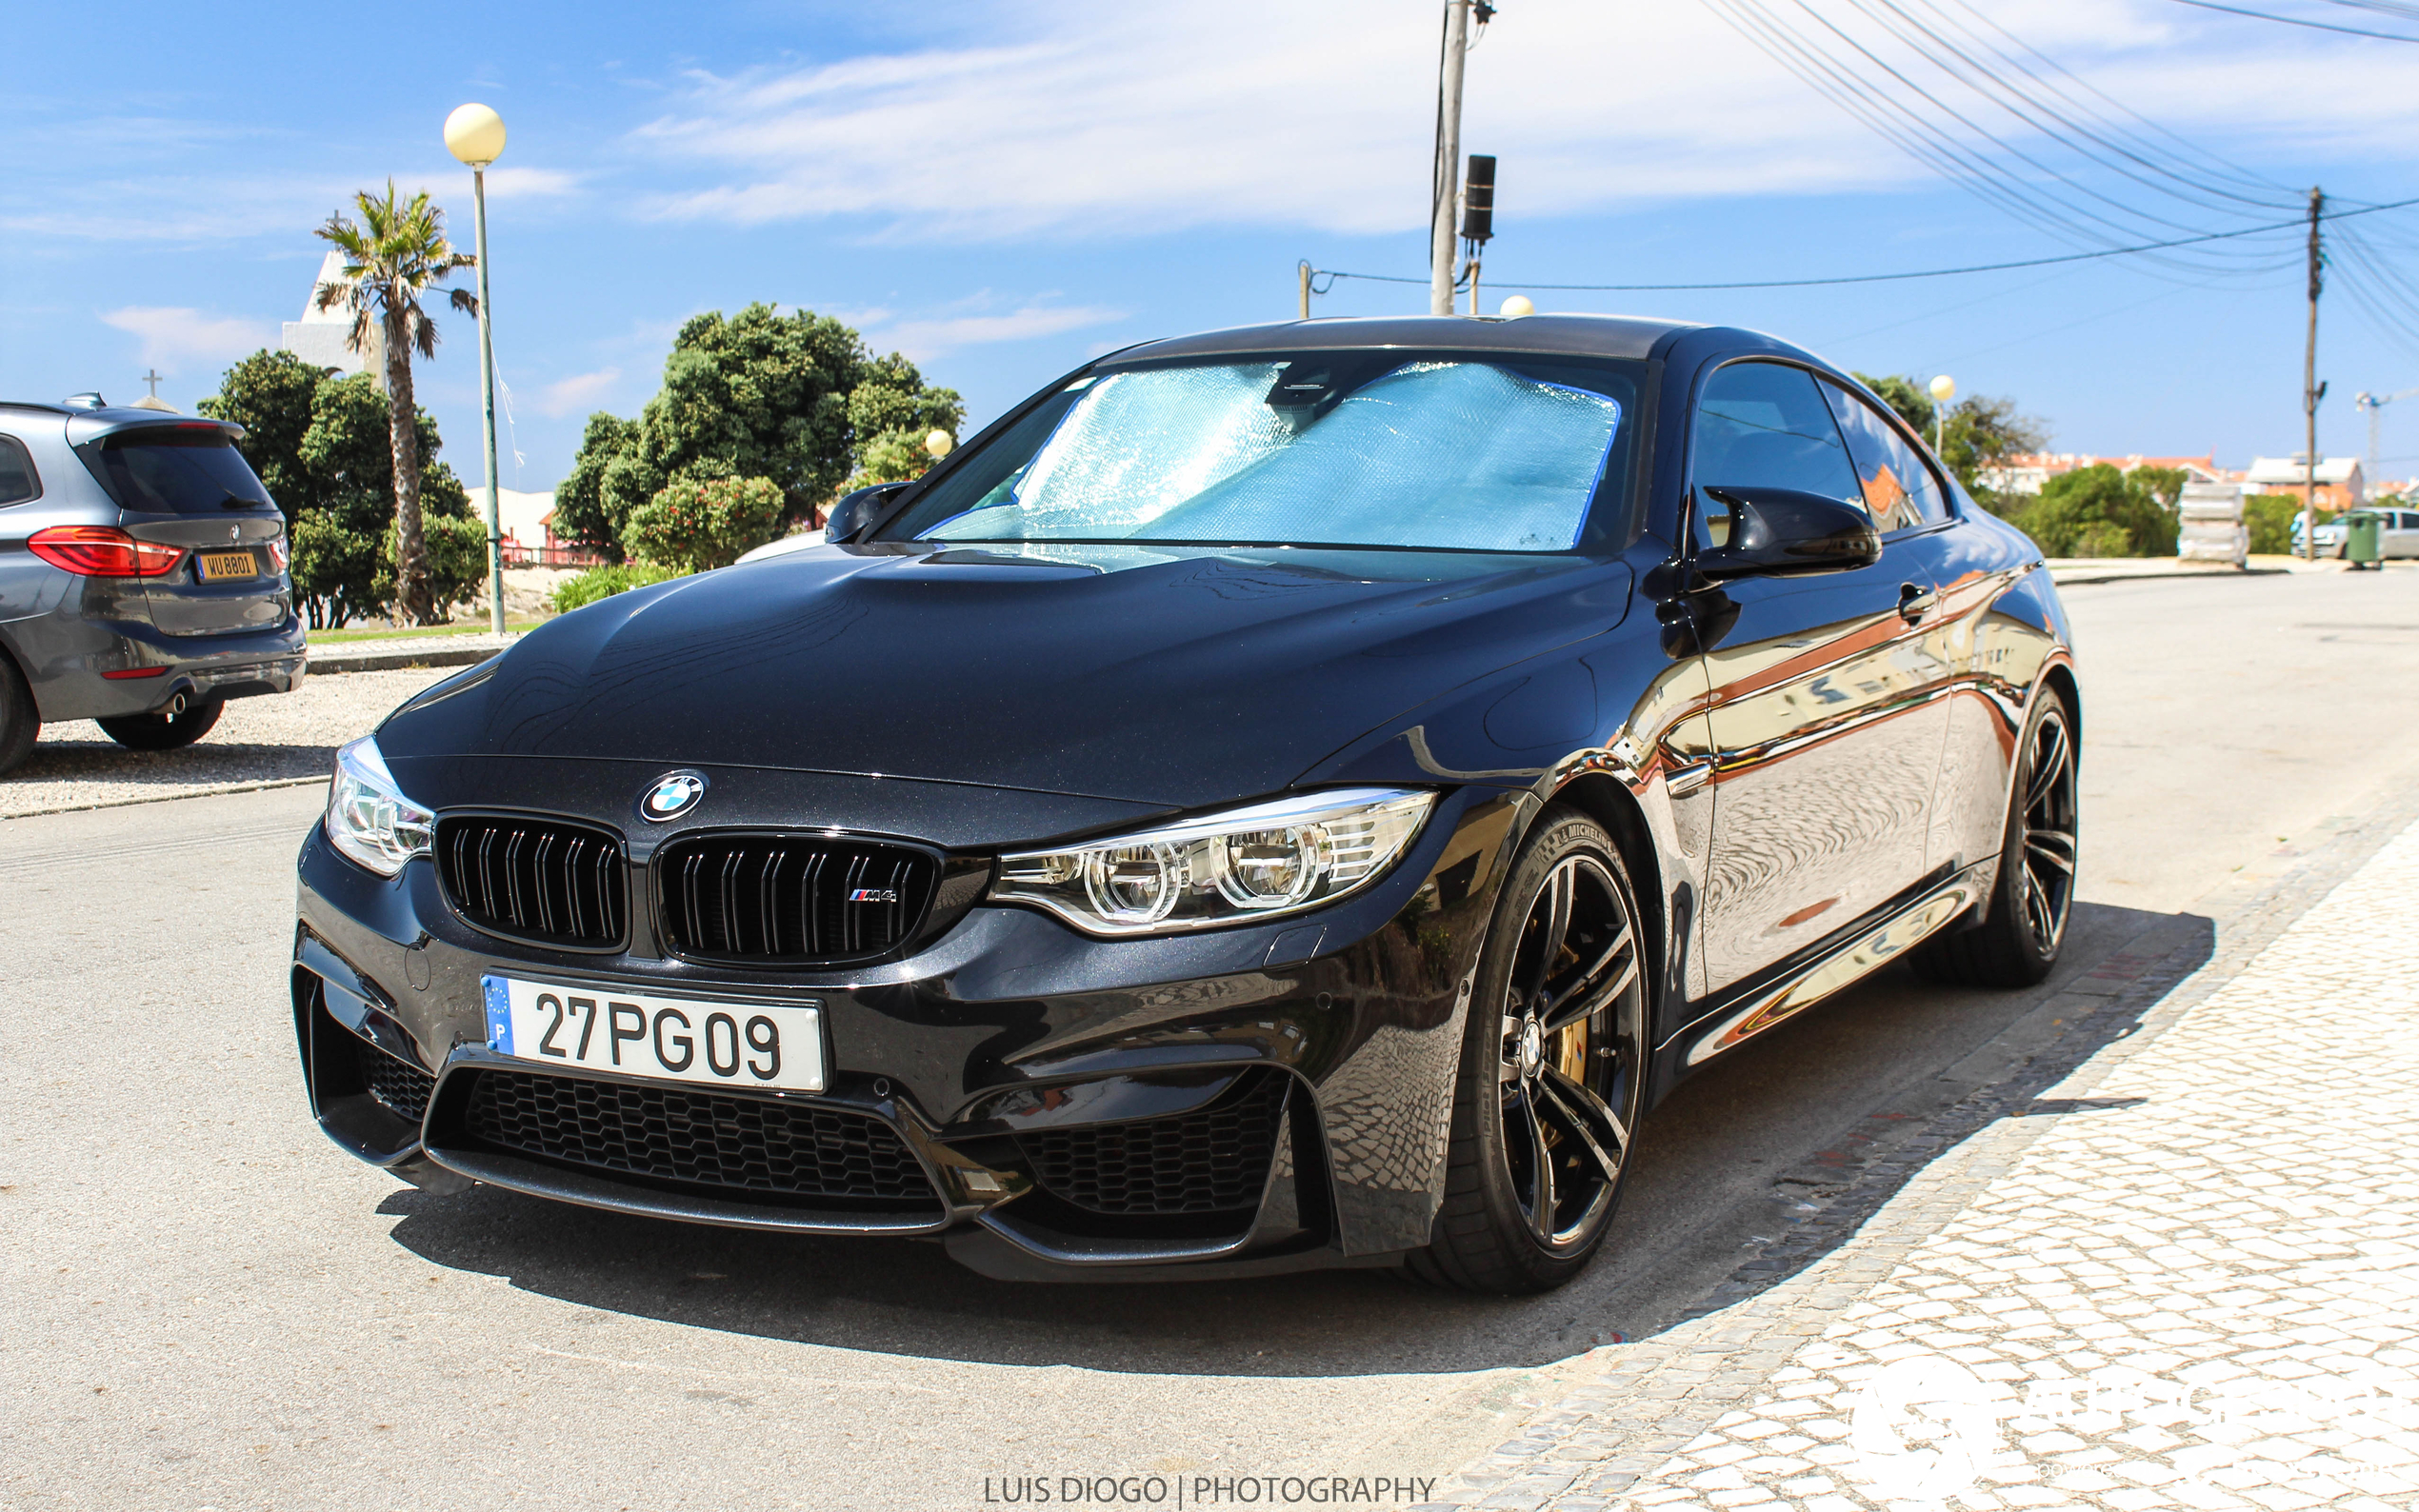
left=654, top=834, right=938, bottom=965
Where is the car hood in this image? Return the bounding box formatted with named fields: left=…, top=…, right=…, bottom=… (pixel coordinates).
left=374, top=542, right=1631, bottom=812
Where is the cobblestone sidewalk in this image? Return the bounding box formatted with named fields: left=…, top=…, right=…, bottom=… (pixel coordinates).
left=1426, top=805, right=2419, bottom=1512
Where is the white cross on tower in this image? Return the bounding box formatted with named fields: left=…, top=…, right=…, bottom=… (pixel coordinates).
left=141, top=368, right=164, bottom=400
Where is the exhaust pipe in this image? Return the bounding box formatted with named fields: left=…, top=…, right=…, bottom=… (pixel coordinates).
left=165, top=692, right=187, bottom=718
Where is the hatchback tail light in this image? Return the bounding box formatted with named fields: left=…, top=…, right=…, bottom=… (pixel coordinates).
left=28, top=526, right=187, bottom=577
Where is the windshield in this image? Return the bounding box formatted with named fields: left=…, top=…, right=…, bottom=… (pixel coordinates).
left=82, top=430, right=274, bottom=514
left=883, top=351, right=1640, bottom=553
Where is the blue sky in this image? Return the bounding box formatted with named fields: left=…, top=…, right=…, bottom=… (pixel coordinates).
left=9, top=0, right=2419, bottom=490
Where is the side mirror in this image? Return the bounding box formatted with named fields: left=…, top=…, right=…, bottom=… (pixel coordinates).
left=1694, top=486, right=1881, bottom=579
left=824, top=480, right=910, bottom=545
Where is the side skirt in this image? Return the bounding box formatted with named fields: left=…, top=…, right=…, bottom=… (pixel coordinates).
left=1656, top=864, right=1989, bottom=1082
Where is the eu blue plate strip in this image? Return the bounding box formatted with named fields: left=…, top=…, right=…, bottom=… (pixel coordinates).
left=483, top=975, right=510, bottom=1054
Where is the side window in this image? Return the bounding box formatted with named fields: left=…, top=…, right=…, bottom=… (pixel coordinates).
left=1690, top=361, right=1861, bottom=547
left=1820, top=381, right=1949, bottom=532
left=0, top=436, right=39, bottom=507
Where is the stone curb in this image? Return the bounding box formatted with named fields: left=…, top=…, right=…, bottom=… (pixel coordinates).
left=306, top=645, right=498, bottom=675
left=0, top=773, right=330, bottom=824
left=2047, top=566, right=2283, bottom=587
left=1416, top=782, right=2419, bottom=1512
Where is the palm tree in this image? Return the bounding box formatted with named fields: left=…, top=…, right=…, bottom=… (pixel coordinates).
left=314, top=181, right=476, bottom=625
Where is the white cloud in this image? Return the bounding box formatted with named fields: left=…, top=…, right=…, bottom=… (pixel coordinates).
left=482, top=167, right=582, bottom=201
left=625, top=0, right=2419, bottom=242
left=98, top=306, right=275, bottom=373
left=534, top=366, right=623, bottom=417
left=872, top=304, right=1125, bottom=360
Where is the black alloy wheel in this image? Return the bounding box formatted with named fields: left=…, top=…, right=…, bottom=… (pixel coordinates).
left=97, top=696, right=223, bottom=752
left=2012, top=705, right=2078, bottom=956
left=1916, top=690, right=2077, bottom=988
left=1412, top=808, right=1648, bottom=1293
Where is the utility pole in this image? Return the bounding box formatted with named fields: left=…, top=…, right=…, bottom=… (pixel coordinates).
left=2304, top=187, right=2325, bottom=561
left=1298, top=260, right=1312, bottom=321
left=1429, top=0, right=1471, bottom=317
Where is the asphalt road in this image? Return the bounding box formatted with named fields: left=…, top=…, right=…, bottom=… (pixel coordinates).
left=8, top=567, right=2418, bottom=1512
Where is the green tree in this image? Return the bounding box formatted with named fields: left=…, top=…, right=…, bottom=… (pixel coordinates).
left=842, top=352, right=966, bottom=491
left=560, top=305, right=963, bottom=555
left=313, top=181, right=477, bottom=624
left=1851, top=372, right=1935, bottom=437
left=550, top=412, right=640, bottom=559
left=1936, top=395, right=2049, bottom=515
left=203, top=366, right=471, bottom=627
left=621, top=475, right=787, bottom=571
left=1851, top=371, right=2047, bottom=513
left=196, top=349, right=332, bottom=524
left=2010, top=463, right=2178, bottom=558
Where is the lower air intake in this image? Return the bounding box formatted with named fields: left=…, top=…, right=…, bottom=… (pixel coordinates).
left=359, top=1038, right=436, bottom=1124
left=461, top=1068, right=938, bottom=1208
left=1015, top=1070, right=1289, bottom=1216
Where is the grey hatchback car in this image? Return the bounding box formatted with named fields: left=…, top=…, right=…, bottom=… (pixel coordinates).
left=0, top=398, right=304, bottom=773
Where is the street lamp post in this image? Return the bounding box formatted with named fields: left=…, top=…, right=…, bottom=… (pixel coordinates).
left=1929, top=373, right=1956, bottom=457
left=445, top=103, right=509, bottom=635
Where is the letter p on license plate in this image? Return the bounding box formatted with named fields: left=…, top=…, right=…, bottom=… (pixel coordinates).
left=482, top=976, right=826, bottom=1092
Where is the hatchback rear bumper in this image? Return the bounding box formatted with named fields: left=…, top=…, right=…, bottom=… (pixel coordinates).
left=16, top=610, right=305, bottom=721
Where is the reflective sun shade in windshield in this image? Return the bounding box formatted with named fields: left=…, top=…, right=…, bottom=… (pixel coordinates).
left=85, top=430, right=274, bottom=514
left=921, top=360, right=1625, bottom=553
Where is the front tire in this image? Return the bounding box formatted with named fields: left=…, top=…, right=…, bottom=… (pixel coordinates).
left=1914, top=688, right=2077, bottom=988
left=97, top=697, right=223, bottom=751
left=0, top=655, right=36, bottom=775
left=1409, top=808, right=1648, bottom=1294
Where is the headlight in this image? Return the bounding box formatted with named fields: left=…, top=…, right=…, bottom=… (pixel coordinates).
left=325, top=735, right=433, bottom=877
left=992, top=788, right=1435, bottom=936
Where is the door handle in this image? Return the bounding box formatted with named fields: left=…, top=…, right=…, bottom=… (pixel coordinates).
left=1897, top=583, right=1937, bottom=624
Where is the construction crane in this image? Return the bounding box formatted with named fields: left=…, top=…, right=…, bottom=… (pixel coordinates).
left=2354, top=388, right=2419, bottom=484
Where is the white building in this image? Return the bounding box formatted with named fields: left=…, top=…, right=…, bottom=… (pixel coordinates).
left=280, top=250, right=385, bottom=380
left=493, top=487, right=555, bottom=549
left=2243, top=455, right=2365, bottom=509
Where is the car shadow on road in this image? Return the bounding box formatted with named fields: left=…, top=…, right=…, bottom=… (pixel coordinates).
left=379, top=898, right=2214, bottom=1380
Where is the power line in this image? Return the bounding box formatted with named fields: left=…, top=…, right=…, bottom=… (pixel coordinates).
left=1305, top=194, right=2419, bottom=294
left=1701, top=0, right=2304, bottom=281
left=2164, top=0, right=2419, bottom=41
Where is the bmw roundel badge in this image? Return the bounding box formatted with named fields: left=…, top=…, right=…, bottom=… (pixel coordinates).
left=641, top=770, right=707, bottom=822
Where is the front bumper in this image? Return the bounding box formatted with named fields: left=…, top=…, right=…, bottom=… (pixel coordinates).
left=291, top=783, right=1527, bottom=1278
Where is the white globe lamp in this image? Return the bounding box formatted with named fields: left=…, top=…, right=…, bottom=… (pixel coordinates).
left=445, top=103, right=508, bottom=167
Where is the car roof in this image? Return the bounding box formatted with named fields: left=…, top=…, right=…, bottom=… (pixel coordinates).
left=0, top=403, right=244, bottom=444
left=1109, top=313, right=1706, bottom=365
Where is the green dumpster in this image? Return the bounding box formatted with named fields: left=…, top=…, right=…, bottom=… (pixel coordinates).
left=2346, top=510, right=2385, bottom=569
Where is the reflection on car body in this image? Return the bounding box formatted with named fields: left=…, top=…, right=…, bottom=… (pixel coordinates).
left=290, top=314, right=2078, bottom=1292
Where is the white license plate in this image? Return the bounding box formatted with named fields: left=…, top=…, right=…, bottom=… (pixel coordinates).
left=481, top=976, right=826, bottom=1092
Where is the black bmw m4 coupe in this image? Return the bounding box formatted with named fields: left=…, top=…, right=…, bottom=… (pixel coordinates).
left=293, top=314, right=2078, bottom=1292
